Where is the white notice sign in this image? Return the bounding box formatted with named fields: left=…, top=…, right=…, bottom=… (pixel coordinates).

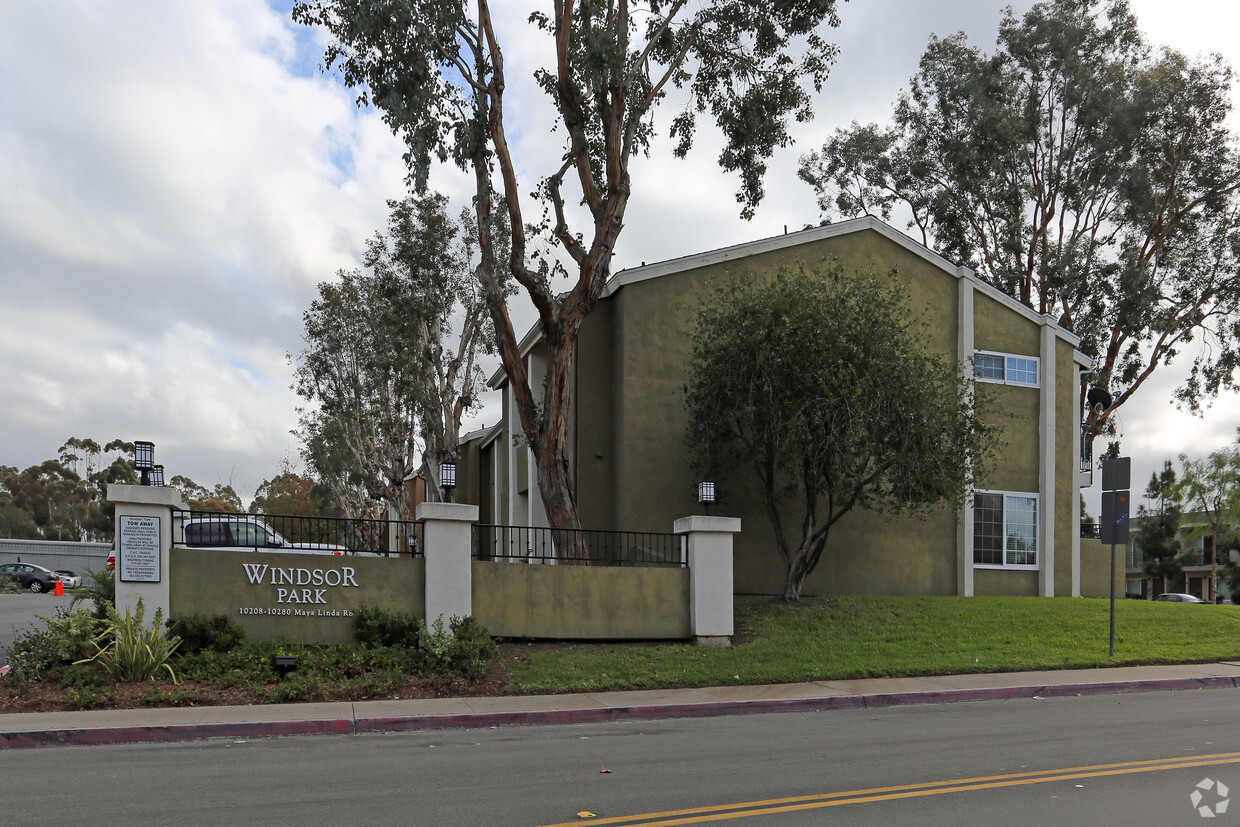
left=119, top=515, right=161, bottom=583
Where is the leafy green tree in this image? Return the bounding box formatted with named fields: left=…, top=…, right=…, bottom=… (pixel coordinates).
left=0, top=439, right=137, bottom=541
left=5, top=460, right=97, bottom=541
left=169, top=475, right=243, bottom=513
left=0, top=465, right=41, bottom=540
left=798, top=0, right=1240, bottom=455
left=1134, top=460, right=1186, bottom=595
left=250, top=460, right=336, bottom=519
left=292, top=0, right=847, bottom=549
left=1178, top=442, right=1240, bottom=602
left=293, top=193, right=490, bottom=519
left=685, top=264, right=995, bottom=601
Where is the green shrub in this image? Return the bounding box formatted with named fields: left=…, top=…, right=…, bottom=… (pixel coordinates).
left=448, top=615, right=499, bottom=681
left=79, top=598, right=182, bottom=683
left=138, top=686, right=211, bottom=707
left=54, top=667, right=110, bottom=711
left=176, top=636, right=288, bottom=687
left=167, top=613, right=246, bottom=654
left=66, top=686, right=108, bottom=710
left=0, top=576, right=23, bottom=595
left=354, top=605, right=425, bottom=649
left=4, top=608, right=104, bottom=688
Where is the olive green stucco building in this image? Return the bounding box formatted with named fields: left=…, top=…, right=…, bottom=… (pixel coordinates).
left=457, top=216, right=1102, bottom=598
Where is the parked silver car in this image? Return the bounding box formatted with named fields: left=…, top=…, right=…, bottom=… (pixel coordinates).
left=1153, top=592, right=1203, bottom=603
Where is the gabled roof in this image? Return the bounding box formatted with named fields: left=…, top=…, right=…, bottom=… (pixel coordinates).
left=489, top=215, right=1088, bottom=388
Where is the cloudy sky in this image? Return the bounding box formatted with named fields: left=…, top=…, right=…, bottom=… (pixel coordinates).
left=1, top=0, right=1238, bottom=507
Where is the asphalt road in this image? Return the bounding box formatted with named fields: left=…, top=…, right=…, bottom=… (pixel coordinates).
left=0, top=593, right=73, bottom=658
left=2, top=685, right=1238, bottom=825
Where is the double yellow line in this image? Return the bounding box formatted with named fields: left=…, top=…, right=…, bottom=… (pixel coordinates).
left=540, top=751, right=1240, bottom=826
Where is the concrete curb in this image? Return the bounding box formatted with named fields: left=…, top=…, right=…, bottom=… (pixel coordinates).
left=3, top=674, right=1238, bottom=750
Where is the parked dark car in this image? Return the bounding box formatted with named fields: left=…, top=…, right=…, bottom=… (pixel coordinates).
left=1153, top=593, right=1204, bottom=603
left=0, top=563, right=60, bottom=593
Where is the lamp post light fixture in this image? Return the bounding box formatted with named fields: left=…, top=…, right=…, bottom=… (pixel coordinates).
left=150, top=464, right=165, bottom=487
left=440, top=460, right=457, bottom=503
left=698, top=480, right=716, bottom=515
left=134, top=441, right=155, bottom=486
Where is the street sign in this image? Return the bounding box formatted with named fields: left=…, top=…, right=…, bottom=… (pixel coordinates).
left=1102, top=457, right=1130, bottom=492
left=1100, top=490, right=1130, bottom=545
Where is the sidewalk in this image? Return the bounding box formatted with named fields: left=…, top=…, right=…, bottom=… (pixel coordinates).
left=4, top=661, right=1240, bottom=750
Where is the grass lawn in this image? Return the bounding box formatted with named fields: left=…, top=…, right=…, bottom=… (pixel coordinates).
left=506, top=595, right=1240, bottom=695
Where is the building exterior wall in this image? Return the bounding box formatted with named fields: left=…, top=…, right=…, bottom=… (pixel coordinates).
left=575, top=299, right=616, bottom=532
left=470, top=560, right=691, bottom=638
left=1079, top=538, right=1120, bottom=598
left=482, top=218, right=1085, bottom=599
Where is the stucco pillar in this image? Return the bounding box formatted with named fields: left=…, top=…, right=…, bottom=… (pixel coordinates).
left=107, top=483, right=186, bottom=618
left=1039, top=320, right=1057, bottom=596
left=674, top=515, right=741, bottom=646
left=418, top=501, right=479, bottom=624
left=956, top=271, right=976, bottom=597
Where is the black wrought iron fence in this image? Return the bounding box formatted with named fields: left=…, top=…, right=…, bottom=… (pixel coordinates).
left=472, top=524, right=685, bottom=567
left=172, top=509, right=421, bottom=557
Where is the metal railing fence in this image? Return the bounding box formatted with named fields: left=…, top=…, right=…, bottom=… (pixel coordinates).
left=172, top=509, right=421, bottom=557
left=472, top=524, right=685, bottom=567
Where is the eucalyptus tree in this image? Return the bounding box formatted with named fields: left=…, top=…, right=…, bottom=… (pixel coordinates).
left=292, top=0, right=846, bottom=551
left=293, top=193, right=491, bottom=519
left=685, top=264, right=994, bottom=601
left=0, top=439, right=137, bottom=541
left=798, top=0, right=1240, bottom=454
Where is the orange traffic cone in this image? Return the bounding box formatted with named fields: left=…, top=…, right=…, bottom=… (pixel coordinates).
left=54, top=579, right=64, bottom=596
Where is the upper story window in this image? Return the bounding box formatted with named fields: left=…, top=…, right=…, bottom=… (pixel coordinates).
left=974, top=351, right=1039, bottom=387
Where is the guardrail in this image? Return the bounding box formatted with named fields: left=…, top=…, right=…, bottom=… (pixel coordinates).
left=472, top=524, right=685, bottom=567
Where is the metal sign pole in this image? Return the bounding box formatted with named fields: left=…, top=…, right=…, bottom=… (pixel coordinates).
left=1109, top=537, right=1116, bottom=656
left=1101, top=458, right=1131, bottom=658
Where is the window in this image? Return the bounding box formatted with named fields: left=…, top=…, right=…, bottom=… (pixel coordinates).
left=231, top=521, right=272, bottom=547
left=974, top=492, right=1038, bottom=568
left=974, top=351, right=1038, bottom=386
left=185, top=522, right=229, bottom=546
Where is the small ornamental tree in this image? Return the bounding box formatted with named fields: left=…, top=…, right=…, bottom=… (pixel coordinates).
left=686, top=263, right=995, bottom=601
left=1178, top=441, right=1240, bottom=601
left=1134, top=460, right=1186, bottom=595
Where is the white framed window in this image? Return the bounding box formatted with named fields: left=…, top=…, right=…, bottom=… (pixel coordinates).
left=974, top=350, right=1039, bottom=387
left=974, top=491, right=1038, bottom=568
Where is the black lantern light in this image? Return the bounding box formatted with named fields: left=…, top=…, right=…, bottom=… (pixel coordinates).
left=440, top=460, right=457, bottom=503
left=698, top=480, right=716, bottom=515
left=134, top=441, right=154, bottom=486
left=150, top=464, right=165, bottom=487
